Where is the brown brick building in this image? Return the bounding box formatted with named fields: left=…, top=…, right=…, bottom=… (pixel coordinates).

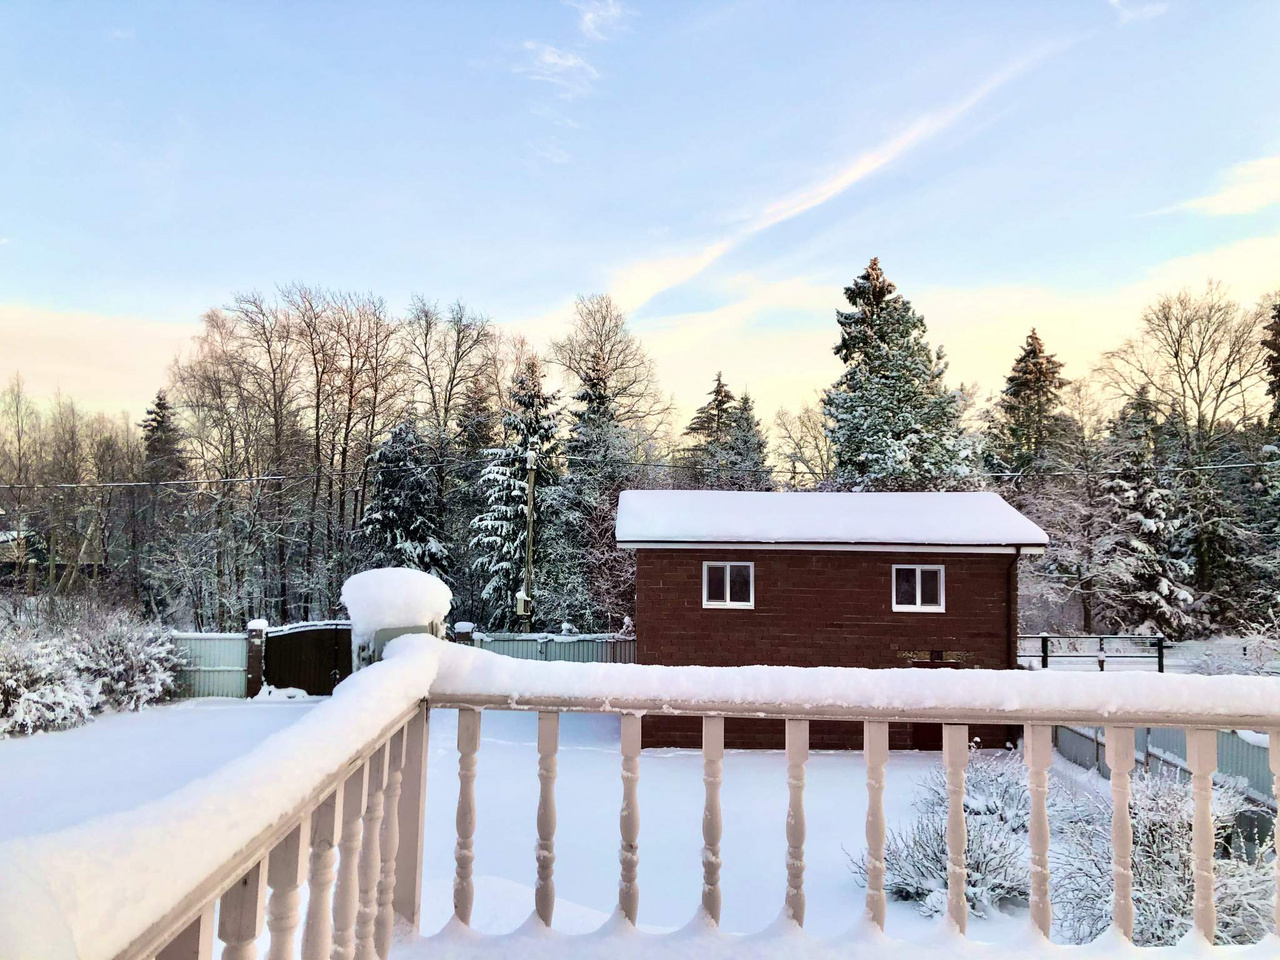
left=615, top=490, right=1048, bottom=750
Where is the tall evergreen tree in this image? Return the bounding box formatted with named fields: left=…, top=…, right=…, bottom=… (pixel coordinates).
left=360, top=419, right=449, bottom=578
left=680, top=373, right=737, bottom=486
left=139, top=390, right=184, bottom=483
left=707, top=392, right=773, bottom=491
left=544, top=356, right=636, bottom=630
left=470, top=358, right=561, bottom=630
left=822, top=258, right=975, bottom=491
left=991, top=329, right=1068, bottom=477
left=1262, top=301, right=1280, bottom=427
left=1095, top=392, right=1194, bottom=638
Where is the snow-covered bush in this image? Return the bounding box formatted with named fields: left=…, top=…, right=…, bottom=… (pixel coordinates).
left=0, top=628, right=94, bottom=737
left=850, top=745, right=1032, bottom=917
left=0, top=603, right=182, bottom=736
left=1054, top=769, right=1273, bottom=945
left=1186, top=631, right=1279, bottom=677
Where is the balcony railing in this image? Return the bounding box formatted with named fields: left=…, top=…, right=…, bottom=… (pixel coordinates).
left=4, top=635, right=1279, bottom=959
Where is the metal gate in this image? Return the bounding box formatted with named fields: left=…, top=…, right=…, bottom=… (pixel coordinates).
left=263, top=620, right=353, bottom=696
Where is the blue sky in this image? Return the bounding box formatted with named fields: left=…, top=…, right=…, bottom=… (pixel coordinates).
left=3, top=0, right=1280, bottom=421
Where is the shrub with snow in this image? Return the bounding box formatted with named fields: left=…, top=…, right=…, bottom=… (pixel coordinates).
left=851, top=745, right=1032, bottom=917
left=1054, top=768, right=1274, bottom=946
left=0, top=628, right=94, bottom=737
left=73, top=610, right=184, bottom=711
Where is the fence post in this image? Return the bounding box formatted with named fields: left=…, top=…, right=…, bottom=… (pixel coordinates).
left=1157, top=635, right=1165, bottom=674
left=246, top=619, right=267, bottom=699
left=1097, top=637, right=1106, bottom=673
left=455, top=626, right=473, bottom=646
left=1040, top=633, right=1049, bottom=670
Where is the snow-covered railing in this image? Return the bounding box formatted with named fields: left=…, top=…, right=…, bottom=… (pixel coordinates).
left=428, top=644, right=1280, bottom=947
left=7, top=635, right=1280, bottom=957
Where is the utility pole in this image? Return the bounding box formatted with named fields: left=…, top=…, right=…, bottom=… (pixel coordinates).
left=520, top=449, right=537, bottom=633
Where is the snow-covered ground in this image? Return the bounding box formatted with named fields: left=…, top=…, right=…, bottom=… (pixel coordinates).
left=0, top=697, right=320, bottom=843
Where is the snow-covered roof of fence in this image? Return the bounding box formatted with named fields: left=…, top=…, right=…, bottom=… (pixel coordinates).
left=615, top=490, right=1048, bottom=550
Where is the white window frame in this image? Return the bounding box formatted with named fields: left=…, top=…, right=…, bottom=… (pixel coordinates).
left=891, top=564, right=946, bottom=613
left=703, top=561, right=755, bottom=609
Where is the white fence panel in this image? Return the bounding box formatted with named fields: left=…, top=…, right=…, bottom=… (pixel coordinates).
left=172, top=632, right=248, bottom=698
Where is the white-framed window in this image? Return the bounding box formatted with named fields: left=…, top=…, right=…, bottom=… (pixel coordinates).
left=892, top=564, right=945, bottom=613
left=703, top=561, right=754, bottom=609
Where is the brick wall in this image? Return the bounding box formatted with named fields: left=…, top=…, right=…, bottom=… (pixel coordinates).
left=634, top=548, right=1019, bottom=749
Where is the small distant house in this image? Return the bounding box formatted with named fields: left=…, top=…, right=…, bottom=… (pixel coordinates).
left=615, top=489, right=1048, bottom=749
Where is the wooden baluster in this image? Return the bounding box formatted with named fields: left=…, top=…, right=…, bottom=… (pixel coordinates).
left=376, top=727, right=407, bottom=959
left=1104, top=726, right=1136, bottom=941
left=942, top=724, right=968, bottom=934
left=1271, top=727, right=1280, bottom=937
left=156, top=903, right=214, bottom=960
left=394, top=703, right=430, bottom=928
left=454, top=708, right=482, bottom=925
left=618, top=713, right=642, bottom=925
left=784, top=719, right=808, bottom=927
left=265, top=818, right=309, bottom=960
left=1187, top=729, right=1218, bottom=942
left=300, top=788, right=343, bottom=960
left=218, top=861, right=267, bottom=960
left=536, top=711, right=560, bottom=926
left=332, top=764, right=370, bottom=960
left=701, top=716, right=724, bottom=925
left=1025, top=724, right=1053, bottom=938
left=355, top=741, right=390, bottom=960
left=863, top=720, right=889, bottom=931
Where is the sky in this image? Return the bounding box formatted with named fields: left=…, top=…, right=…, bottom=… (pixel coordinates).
left=3, top=0, right=1280, bottom=425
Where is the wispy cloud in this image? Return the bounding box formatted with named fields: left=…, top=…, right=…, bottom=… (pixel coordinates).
left=606, top=42, right=1066, bottom=312
left=566, top=0, right=633, bottom=41
left=1174, top=156, right=1280, bottom=216
left=1106, top=0, right=1169, bottom=25
left=105, top=26, right=135, bottom=42
left=0, top=237, right=9, bottom=246
left=528, top=138, right=572, bottom=164
left=515, top=41, right=599, bottom=99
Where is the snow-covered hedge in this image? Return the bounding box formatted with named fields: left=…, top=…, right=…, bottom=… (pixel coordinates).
left=0, top=606, right=184, bottom=737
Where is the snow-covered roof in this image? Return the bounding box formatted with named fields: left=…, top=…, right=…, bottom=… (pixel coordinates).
left=615, top=490, right=1048, bottom=550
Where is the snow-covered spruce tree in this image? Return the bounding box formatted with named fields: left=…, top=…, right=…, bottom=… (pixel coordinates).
left=822, top=259, right=977, bottom=491
left=542, top=356, right=637, bottom=631
left=679, top=372, right=738, bottom=487
left=988, top=329, right=1068, bottom=481
left=1094, top=391, right=1194, bottom=638
left=448, top=377, right=500, bottom=624
left=360, top=419, right=449, bottom=579
left=139, top=389, right=184, bottom=483
left=470, top=358, right=560, bottom=631
left=1263, top=299, right=1280, bottom=427
left=705, top=392, right=774, bottom=491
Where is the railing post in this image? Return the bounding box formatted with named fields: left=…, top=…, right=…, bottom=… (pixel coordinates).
left=1040, top=632, right=1049, bottom=670
left=156, top=903, right=214, bottom=960
left=454, top=708, right=482, bottom=925
left=1270, top=726, right=1280, bottom=937
left=332, top=763, right=369, bottom=960
left=701, top=715, right=724, bottom=925
left=864, top=720, right=889, bottom=931
left=1157, top=634, right=1165, bottom=673
left=1104, top=726, right=1136, bottom=941
left=1025, top=724, right=1053, bottom=938
left=376, top=727, right=408, bottom=959
left=784, top=719, right=808, bottom=927
left=266, top=818, right=309, bottom=960
left=1187, top=729, right=1218, bottom=942
left=618, top=713, right=642, bottom=925
left=536, top=711, right=560, bottom=926
left=394, top=702, right=429, bottom=928
left=218, top=860, right=267, bottom=960
left=942, top=724, right=968, bottom=934
left=1097, top=636, right=1106, bottom=672
left=301, top=788, right=343, bottom=960
left=354, top=741, right=389, bottom=960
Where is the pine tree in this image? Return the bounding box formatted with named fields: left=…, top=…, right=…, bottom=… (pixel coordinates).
left=1263, top=301, right=1280, bottom=427
left=470, top=358, right=561, bottom=630
left=822, top=258, right=976, bottom=491
left=360, top=419, right=449, bottom=578
left=991, top=329, right=1068, bottom=477
left=544, top=356, right=636, bottom=630
left=139, top=390, right=184, bottom=483
left=1095, top=392, right=1194, bottom=638
left=448, top=378, right=499, bottom=622
left=679, top=373, right=737, bottom=486
left=707, top=392, right=773, bottom=491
